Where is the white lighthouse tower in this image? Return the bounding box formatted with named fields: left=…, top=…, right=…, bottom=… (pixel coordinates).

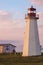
left=22, top=6, right=41, bottom=56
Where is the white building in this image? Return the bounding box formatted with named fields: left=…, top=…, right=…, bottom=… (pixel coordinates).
left=0, top=44, right=16, bottom=53
left=22, top=6, right=41, bottom=56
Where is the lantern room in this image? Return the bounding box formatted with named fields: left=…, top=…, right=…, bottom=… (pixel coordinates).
left=26, top=6, right=39, bottom=19
left=28, top=6, right=36, bottom=13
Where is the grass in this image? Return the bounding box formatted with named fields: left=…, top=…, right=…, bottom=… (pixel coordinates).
left=0, top=53, right=43, bottom=65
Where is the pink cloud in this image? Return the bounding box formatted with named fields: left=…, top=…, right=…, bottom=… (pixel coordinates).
left=0, top=10, right=12, bottom=22
left=31, top=0, right=43, bottom=6
left=0, top=10, right=25, bottom=41
left=0, top=10, right=9, bottom=15
left=37, top=12, right=43, bottom=46
left=0, top=28, right=24, bottom=40
left=38, top=12, right=43, bottom=25
left=38, top=25, right=43, bottom=46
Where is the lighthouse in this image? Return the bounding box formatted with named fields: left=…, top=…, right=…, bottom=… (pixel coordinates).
left=22, top=6, right=41, bottom=56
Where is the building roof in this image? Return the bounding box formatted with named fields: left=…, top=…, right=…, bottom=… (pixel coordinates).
left=0, top=44, right=16, bottom=47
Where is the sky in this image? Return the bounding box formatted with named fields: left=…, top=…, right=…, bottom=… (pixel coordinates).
left=0, top=0, right=43, bottom=52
